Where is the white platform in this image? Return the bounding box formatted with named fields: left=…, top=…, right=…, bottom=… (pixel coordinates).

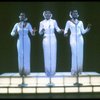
left=0, top=72, right=100, bottom=94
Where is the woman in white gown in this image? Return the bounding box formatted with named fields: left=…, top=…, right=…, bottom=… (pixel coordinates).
left=64, top=10, right=91, bottom=75
left=10, top=13, right=36, bottom=76
left=39, top=10, right=63, bottom=77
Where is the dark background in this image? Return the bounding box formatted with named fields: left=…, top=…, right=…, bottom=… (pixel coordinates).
left=0, top=1, right=100, bottom=73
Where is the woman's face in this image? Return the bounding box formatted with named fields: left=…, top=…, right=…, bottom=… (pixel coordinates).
left=71, top=10, right=79, bottom=19
left=19, top=13, right=26, bottom=21
left=44, top=11, right=52, bottom=20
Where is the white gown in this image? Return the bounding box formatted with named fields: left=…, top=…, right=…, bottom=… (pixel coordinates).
left=64, top=19, right=89, bottom=74
left=39, top=19, right=61, bottom=77
left=11, top=22, right=33, bottom=75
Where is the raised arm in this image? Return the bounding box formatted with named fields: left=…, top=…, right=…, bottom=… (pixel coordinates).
left=64, top=21, right=70, bottom=37
left=28, top=23, right=36, bottom=36
left=54, top=20, right=61, bottom=33
left=81, top=21, right=91, bottom=34
left=10, top=23, right=18, bottom=36
left=39, top=22, right=45, bottom=35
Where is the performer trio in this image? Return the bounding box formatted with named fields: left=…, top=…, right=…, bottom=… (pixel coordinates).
left=10, top=10, right=91, bottom=77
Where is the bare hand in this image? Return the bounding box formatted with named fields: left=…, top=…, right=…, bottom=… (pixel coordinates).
left=61, top=29, right=64, bottom=33
left=31, top=27, right=37, bottom=36
left=64, top=33, right=68, bottom=37
left=58, top=29, right=64, bottom=34
left=87, top=24, right=91, bottom=29
left=33, top=27, right=37, bottom=33
left=41, top=28, right=45, bottom=33
left=87, top=24, right=91, bottom=32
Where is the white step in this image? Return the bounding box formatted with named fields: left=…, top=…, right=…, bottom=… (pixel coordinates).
left=0, top=72, right=100, bottom=94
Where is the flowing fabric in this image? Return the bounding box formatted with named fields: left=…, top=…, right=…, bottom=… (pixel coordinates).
left=39, top=19, right=61, bottom=77
left=11, top=22, right=33, bottom=75
left=64, top=20, right=88, bottom=75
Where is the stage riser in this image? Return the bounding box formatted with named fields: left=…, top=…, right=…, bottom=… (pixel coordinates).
left=0, top=86, right=100, bottom=93
left=0, top=77, right=100, bottom=85
left=0, top=72, right=100, bottom=94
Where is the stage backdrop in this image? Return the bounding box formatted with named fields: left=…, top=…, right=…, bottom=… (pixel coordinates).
left=0, top=1, right=100, bottom=73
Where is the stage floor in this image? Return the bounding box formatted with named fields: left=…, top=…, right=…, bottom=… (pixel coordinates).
left=1, top=72, right=100, bottom=77
left=0, top=72, right=100, bottom=94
